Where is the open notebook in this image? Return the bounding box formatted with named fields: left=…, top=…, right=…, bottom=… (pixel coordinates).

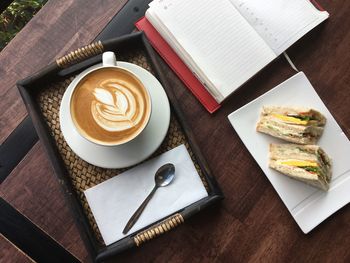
left=146, top=0, right=329, bottom=103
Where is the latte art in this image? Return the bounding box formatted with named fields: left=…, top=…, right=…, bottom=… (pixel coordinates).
left=91, top=80, right=145, bottom=132
left=70, top=68, right=151, bottom=145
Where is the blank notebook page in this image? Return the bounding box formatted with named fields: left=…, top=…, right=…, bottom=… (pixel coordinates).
left=230, top=0, right=329, bottom=55
left=147, top=0, right=276, bottom=102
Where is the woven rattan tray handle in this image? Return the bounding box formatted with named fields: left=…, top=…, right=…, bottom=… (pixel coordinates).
left=133, top=213, right=184, bottom=246
left=56, top=41, right=104, bottom=68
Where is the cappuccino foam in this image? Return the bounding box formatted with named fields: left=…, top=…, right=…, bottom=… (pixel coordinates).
left=70, top=67, right=151, bottom=145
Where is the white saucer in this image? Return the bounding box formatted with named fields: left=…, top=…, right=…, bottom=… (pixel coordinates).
left=60, top=62, right=170, bottom=169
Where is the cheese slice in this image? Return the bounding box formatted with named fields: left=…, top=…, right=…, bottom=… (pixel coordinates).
left=279, top=160, right=318, bottom=167
left=272, top=114, right=308, bottom=125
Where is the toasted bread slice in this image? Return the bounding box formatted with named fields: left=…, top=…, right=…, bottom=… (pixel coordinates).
left=257, top=106, right=326, bottom=144
left=269, top=144, right=332, bottom=191
left=262, top=106, right=326, bottom=126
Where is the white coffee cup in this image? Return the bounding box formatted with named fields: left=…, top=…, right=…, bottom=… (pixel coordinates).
left=67, top=51, right=152, bottom=147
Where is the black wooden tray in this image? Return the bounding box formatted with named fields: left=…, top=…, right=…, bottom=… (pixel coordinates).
left=17, top=32, right=223, bottom=262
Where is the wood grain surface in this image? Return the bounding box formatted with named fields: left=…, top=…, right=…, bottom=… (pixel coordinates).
left=1, top=142, right=90, bottom=262
left=1, top=0, right=350, bottom=262
left=0, top=0, right=128, bottom=144
left=0, top=234, right=34, bottom=263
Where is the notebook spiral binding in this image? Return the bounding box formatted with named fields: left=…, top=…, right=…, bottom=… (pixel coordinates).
left=133, top=213, right=184, bottom=246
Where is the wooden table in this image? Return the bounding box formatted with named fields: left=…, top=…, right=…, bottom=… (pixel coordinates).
left=1, top=0, right=349, bottom=262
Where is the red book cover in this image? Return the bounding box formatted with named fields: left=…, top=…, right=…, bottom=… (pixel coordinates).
left=310, top=0, right=325, bottom=11
left=135, top=17, right=221, bottom=113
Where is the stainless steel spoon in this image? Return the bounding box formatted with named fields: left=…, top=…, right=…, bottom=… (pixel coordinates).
left=122, top=163, right=175, bottom=234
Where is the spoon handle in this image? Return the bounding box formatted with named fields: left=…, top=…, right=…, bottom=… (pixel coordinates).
left=123, top=185, right=158, bottom=234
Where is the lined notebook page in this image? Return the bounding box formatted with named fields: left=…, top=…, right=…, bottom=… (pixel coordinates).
left=147, top=0, right=276, bottom=102
left=230, top=0, right=329, bottom=55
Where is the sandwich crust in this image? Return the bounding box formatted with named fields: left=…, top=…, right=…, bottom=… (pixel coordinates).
left=269, top=144, right=332, bottom=191
left=257, top=106, right=326, bottom=144
left=262, top=106, right=326, bottom=126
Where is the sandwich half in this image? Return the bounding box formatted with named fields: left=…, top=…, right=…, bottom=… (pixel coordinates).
left=257, top=106, right=326, bottom=144
left=269, top=144, right=332, bottom=191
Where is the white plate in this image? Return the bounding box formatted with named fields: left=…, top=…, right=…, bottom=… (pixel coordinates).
left=228, top=72, right=350, bottom=233
left=60, top=62, right=170, bottom=169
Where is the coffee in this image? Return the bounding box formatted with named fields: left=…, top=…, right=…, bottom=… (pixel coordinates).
left=70, top=67, right=151, bottom=145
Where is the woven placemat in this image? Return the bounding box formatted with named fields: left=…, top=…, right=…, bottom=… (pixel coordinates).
left=36, top=50, right=208, bottom=245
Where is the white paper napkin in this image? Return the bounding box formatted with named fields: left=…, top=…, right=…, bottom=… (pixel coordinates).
left=84, top=144, right=208, bottom=245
